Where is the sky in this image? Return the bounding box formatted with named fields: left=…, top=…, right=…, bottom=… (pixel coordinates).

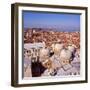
left=23, top=11, right=80, bottom=32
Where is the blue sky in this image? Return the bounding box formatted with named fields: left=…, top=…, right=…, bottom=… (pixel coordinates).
left=23, top=11, right=80, bottom=32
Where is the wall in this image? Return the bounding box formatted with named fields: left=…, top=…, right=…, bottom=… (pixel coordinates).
left=0, top=0, right=89, bottom=90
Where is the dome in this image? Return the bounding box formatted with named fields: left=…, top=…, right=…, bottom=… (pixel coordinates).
left=51, top=43, right=63, bottom=53
left=60, top=49, right=72, bottom=60
left=68, top=44, right=76, bottom=52
left=39, top=48, right=49, bottom=61
left=55, top=43, right=63, bottom=50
